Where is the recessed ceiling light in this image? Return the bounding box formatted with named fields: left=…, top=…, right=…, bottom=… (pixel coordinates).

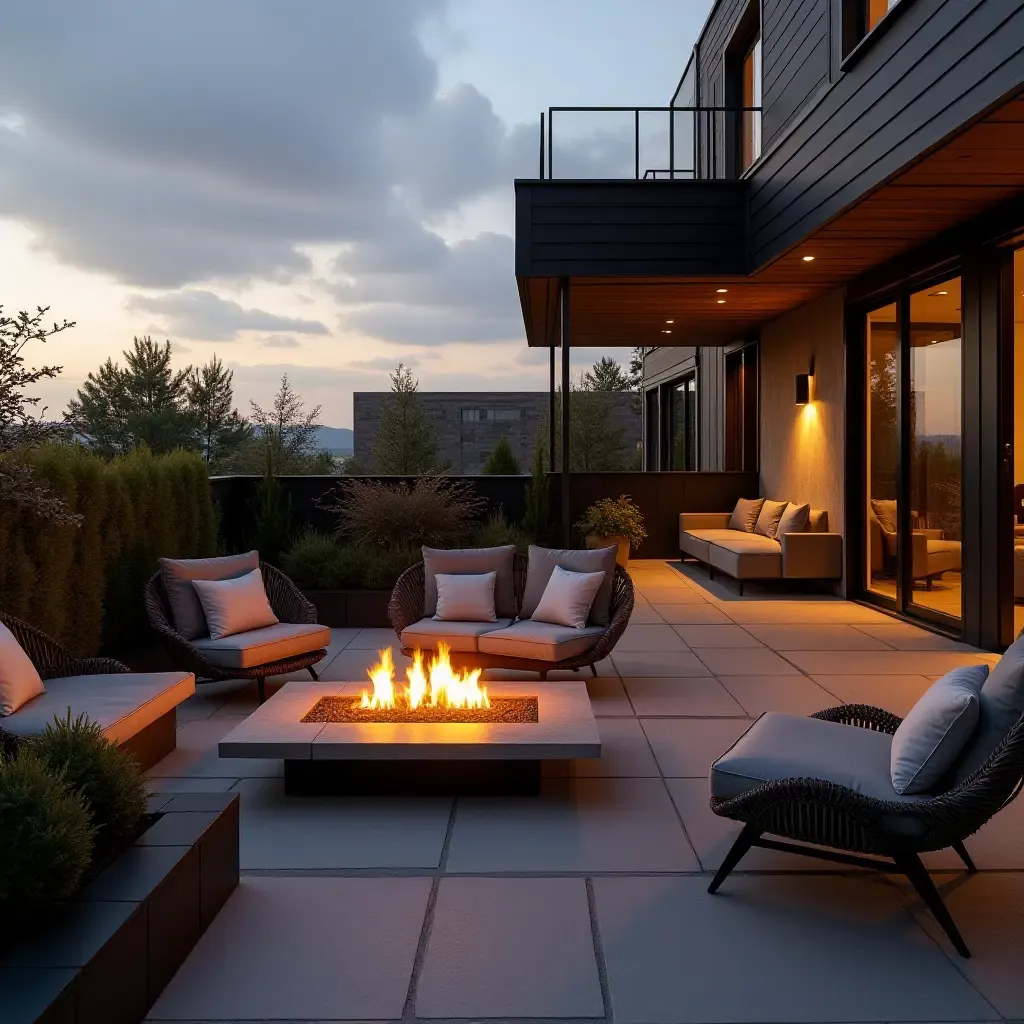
left=665, top=319, right=674, bottom=324
left=716, top=288, right=728, bottom=294
left=802, top=255, right=815, bottom=263
left=717, top=299, right=726, bottom=304
left=662, top=329, right=672, bottom=334
left=930, top=289, right=949, bottom=296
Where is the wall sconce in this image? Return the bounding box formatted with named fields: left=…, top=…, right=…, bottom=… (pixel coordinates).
left=795, top=372, right=814, bottom=405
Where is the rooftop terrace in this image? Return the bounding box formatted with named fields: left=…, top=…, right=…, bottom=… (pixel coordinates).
left=143, top=561, right=1024, bottom=1023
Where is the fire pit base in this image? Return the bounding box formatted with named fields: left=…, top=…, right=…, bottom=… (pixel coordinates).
left=284, top=757, right=543, bottom=796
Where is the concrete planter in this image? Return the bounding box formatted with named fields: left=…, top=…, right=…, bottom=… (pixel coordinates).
left=0, top=792, right=240, bottom=1024
left=302, top=589, right=391, bottom=628
left=586, top=534, right=631, bottom=567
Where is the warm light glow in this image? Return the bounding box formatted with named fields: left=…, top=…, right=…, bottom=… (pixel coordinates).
left=802, top=255, right=815, bottom=262
left=665, top=319, right=674, bottom=324
left=361, top=644, right=489, bottom=711
left=662, top=329, right=672, bottom=334
left=717, top=299, right=726, bottom=304
left=716, top=288, right=728, bottom=293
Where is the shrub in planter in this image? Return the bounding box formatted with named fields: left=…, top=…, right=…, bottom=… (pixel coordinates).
left=32, top=712, right=148, bottom=859
left=473, top=508, right=528, bottom=552
left=575, top=495, right=647, bottom=566
left=361, top=545, right=421, bottom=590
left=0, top=749, right=94, bottom=930
left=0, top=726, right=22, bottom=761
left=282, top=530, right=350, bottom=590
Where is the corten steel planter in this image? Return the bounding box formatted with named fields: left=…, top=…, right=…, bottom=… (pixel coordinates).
left=586, top=533, right=630, bottom=567
left=301, top=589, right=391, bottom=628
left=0, top=792, right=240, bottom=1024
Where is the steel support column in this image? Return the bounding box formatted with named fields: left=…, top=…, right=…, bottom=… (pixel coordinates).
left=549, top=345, right=556, bottom=473
left=560, top=280, right=571, bottom=545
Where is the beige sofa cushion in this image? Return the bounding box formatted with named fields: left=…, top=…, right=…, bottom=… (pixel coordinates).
left=159, top=551, right=260, bottom=640
left=521, top=546, right=617, bottom=626
left=192, top=568, right=279, bottom=639
left=401, top=617, right=514, bottom=653
left=728, top=498, right=765, bottom=533
left=478, top=620, right=604, bottom=662
left=680, top=528, right=746, bottom=563
left=777, top=502, right=809, bottom=536
left=709, top=535, right=782, bottom=579
left=192, top=622, right=330, bottom=669
left=423, top=546, right=516, bottom=619
left=753, top=500, right=789, bottom=539
left=2, top=671, right=195, bottom=745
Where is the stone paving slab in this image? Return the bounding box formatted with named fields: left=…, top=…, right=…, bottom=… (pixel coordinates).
left=641, top=717, right=751, bottom=778
left=717, top=673, right=840, bottom=717
left=593, top=874, right=996, bottom=1023
left=446, top=777, right=700, bottom=873
left=147, top=877, right=430, bottom=1021
left=416, top=877, right=604, bottom=1019
left=622, top=677, right=747, bottom=718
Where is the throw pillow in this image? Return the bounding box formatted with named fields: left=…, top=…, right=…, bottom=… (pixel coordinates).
left=870, top=498, right=898, bottom=536
left=728, top=498, right=765, bottom=533
left=891, top=664, right=988, bottom=794
left=520, top=545, right=618, bottom=626
left=422, top=546, right=516, bottom=619
left=0, top=622, right=44, bottom=716
left=191, top=568, right=279, bottom=641
left=159, top=551, right=260, bottom=640
left=776, top=501, right=810, bottom=536
left=753, top=500, right=789, bottom=539
left=434, top=572, right=497, bottom=623
left=955, top=632, right=1024, bottom=782
left=531, top=565, right=606, bottom=630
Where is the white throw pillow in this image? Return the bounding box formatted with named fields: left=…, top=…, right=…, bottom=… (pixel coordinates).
left=0, top=621, right=45, bottom=716
left=531, top=565, right=606, bottom=630
left=191, top=568, right=279, bottom=640
left=433, top=572, right=497, bottom=623
left=890, top=665, right=988, bottom=795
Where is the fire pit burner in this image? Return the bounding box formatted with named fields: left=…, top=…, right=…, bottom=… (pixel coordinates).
left=301, top=695, right=539, bottom=725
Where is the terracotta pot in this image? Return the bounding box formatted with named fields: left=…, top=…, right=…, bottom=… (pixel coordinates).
left=587, top=534, right=630, bottom=567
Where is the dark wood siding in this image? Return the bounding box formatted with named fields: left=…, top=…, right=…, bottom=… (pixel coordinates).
left=761, top=0, right=831, bottom=146
left=697, top=0, right=748, bottom=178
left=748, top=0, right=1024, bottom=269
left=514, top=180, right=746, bottom=278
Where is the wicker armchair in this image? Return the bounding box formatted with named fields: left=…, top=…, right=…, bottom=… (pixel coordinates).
left=0, top=611, right=129, bottom=679
left=708, top=702, right=1024, bottom=958
left=145, top=562, right=326, bottom=703
left=389, top=553, right=634, bottom=677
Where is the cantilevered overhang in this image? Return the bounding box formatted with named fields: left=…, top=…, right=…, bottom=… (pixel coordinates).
left=517, top=93, right=1024, bottom=349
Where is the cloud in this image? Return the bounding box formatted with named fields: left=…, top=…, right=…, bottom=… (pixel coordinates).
left=262, top=335, right=302, bottom=349
left=124, top=290, right=328, bottom=341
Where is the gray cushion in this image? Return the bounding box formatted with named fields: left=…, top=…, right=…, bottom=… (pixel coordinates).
left=400, top=617, right=514, bottom=653
left=890, top=665, right=987, bottom=794
left=478, top=619, right=604, bottom=663
left=728, top=498, right=765, bottom=533
left=422, top=546, right=516, bottom=619
left=955, top=635, right=1024, bottom=782
left=777, top=501, right=810, bottom=536
left=192, top=622, right=330, bottom=670
left=753, top=500, right=789, bottom=539
left=159, top=551, right=260, bottom=640
left=870, top=498, right=898, bottom=535
left=3, top=672, right=195, bottom=745
left=520, top=545, right=617, bottom=626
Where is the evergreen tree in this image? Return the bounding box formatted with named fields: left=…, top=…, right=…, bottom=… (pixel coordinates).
left=185, top=356, right=250, bottom=469
left=372, top=363, right=437, bottom=474
left=481, top=436, right=521, bottom=475
left=246, top=374, right=330, bottom=475
left=536, top=382, right=632, bottom=472
left=67, top=336, right=193, bottom=456
left=627, top=347, right=645, bottom=391
left=580, top=356, right=630, bottom=391
left=522, top=437, right=551, bottom=543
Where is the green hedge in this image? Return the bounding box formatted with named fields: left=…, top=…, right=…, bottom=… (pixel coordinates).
left=0, top=446, right=216, bottom=656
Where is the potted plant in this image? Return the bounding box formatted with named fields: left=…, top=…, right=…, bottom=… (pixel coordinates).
left=575, top=495, right=647, bottom=567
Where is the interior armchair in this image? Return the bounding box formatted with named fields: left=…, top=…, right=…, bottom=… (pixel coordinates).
left=869, top=500, right=961, bottom=589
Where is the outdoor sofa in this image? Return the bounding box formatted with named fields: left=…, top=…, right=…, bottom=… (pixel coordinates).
left=145, top=552, right=330, bottom=704
left=390, top=545, right=634, bottom=677
left=680, top=497, right=842, bottom=593
left=0, top=612, right=195, bottom=769
left=869, top=499, right=962, bottom=589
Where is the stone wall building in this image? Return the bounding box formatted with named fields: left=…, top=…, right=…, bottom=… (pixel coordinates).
left=354, top=391, right=641, bottom=474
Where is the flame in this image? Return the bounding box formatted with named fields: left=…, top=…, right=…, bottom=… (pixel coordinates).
left=362, top=643, right=489, bottom=710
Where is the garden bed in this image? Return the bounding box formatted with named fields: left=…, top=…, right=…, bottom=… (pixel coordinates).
left=302, top=588, right=391, bottom=628
left=0, top=791, right=239, bottom=1024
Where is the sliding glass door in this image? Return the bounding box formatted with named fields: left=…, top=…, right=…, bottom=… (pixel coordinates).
left=862, top=277, right=964, bottom=629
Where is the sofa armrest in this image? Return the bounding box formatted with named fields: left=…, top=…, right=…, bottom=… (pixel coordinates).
left=915, top=528, right=944, bottom=540
left=781, top=532, right=843, bottom=579
left=680, top=513, right=731, bottom=532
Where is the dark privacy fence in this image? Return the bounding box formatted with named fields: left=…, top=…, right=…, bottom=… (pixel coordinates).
left=210, top=472, right=759, bottom=560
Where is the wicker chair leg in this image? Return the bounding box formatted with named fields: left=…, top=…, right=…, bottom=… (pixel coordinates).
left=590, top=663, right=598, bottom=677
left=257, top=677, right=266, bottom=705
left=308, top=665, right=319, bottom=681
left=895, top=851, right=971, bottom=958
left=952, top=840, right=977, bottom=873
left=539, top=670, right=548, bottom=681
left=708, top=822, right=762, bottom=894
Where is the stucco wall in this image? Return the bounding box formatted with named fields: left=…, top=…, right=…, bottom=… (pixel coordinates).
left=759, top=287, right=847, bottom=593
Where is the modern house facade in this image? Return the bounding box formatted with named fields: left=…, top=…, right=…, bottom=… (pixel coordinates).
left=514, top=0, right=1024, bottom=650
left=353, top=391, right=641, bottom=474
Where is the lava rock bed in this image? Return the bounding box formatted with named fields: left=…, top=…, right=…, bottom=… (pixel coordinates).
left=300, top=696, right=540, bottom=725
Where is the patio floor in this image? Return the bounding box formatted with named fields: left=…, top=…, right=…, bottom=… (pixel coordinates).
left=146, top=560, right=1024, bottom=1023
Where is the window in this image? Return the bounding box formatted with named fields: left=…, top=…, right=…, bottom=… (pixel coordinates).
left=668, top=376, right=697, bottom=470
left=844, top=0, right=903, bottom=55
left=725, top=345, right=758, bottom=471
left=461, top=408, right=520, bottom=422
left=867, top=0, right=900, bottom=31
left=741, top=34, right=762, bottom=171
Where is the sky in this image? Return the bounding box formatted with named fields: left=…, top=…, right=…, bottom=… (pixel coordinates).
left=0, top=0, right=711, bottom=428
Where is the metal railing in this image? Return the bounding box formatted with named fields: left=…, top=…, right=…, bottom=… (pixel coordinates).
left=537, top=106, right=761, bottom=182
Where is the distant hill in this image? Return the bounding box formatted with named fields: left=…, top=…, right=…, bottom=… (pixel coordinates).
left=315, top=425, right=353, bottom=454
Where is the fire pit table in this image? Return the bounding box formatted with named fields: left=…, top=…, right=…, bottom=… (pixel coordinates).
left=218, top=678, right=601, bottom=796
